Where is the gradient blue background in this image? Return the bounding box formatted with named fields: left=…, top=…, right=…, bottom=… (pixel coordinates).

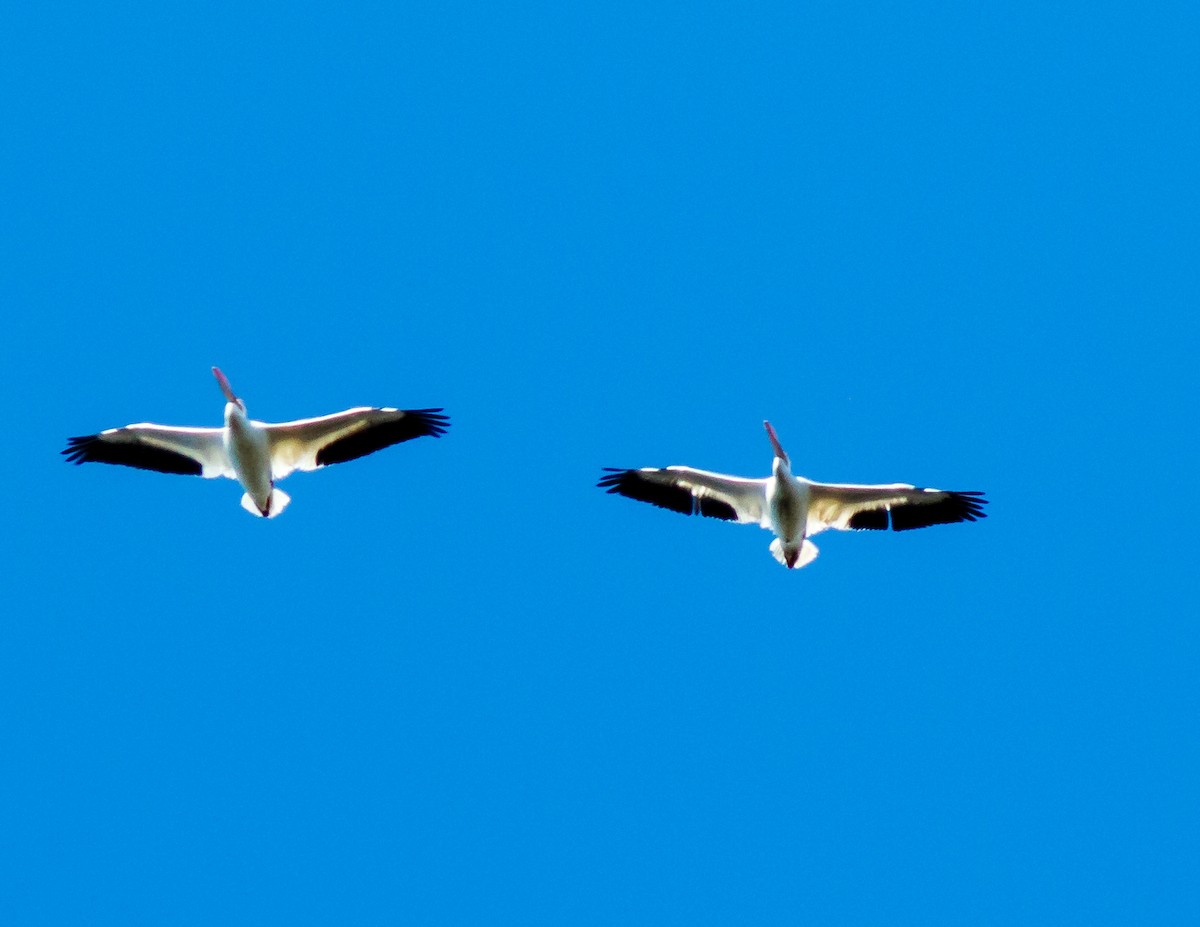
left=3, top=1, right=1197, bottom=923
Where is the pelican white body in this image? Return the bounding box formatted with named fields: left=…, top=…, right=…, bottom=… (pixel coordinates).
left=598, top=420, right=987, bottom=570
left=63, top=366, right=449, bottom=518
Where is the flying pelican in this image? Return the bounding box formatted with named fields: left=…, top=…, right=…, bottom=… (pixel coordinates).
left=63, top=367, right=449, bottom=518
left=598, top=421, right=987, bottom=568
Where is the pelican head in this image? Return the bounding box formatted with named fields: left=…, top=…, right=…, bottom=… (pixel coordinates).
left=764, top=420, right=790, bottom=471
left=212, top=367, right=247, bottom=417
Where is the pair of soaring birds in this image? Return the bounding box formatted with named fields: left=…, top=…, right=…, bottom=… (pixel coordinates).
left=63, top=368, right=987, bottom=569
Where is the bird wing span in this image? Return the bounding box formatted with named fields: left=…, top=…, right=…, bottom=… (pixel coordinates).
left=265, top=407, right=449, bottom=479
left=598, top=467, right=767, bottom=525
left=806, top=482, right=988, bottom=535
left=62, top=424, right=231, bottom=478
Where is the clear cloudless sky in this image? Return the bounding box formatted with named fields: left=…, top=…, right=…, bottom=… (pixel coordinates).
left=2, top=1, right=1198, bottom=924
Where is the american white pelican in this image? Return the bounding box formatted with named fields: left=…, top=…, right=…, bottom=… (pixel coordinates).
left=63, top=367, right=449, bottom=518
left=599, top=421, right=987, bottom=569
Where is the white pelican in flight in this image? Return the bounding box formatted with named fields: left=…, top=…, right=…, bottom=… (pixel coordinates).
left=63, top=367, right=449, bottom=518
left=599, top=421, right=987, bottom=569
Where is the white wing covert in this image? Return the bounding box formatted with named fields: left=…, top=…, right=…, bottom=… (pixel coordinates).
left=598, top=466, right=768, bottom=525
left=806, top=482, right=988, bottom=535
left=62, top=424, right=231, bottom=478
left=266, top=407, right=449, bottom=479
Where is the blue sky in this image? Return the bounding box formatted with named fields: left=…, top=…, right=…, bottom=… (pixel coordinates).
left=2, top=1, right=1198, bottom=923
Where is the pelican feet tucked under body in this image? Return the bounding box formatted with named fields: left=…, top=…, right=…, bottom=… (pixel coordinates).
left=63, top=367, right=449, bottom=517
left=598, top=421, right=987, bottom=569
